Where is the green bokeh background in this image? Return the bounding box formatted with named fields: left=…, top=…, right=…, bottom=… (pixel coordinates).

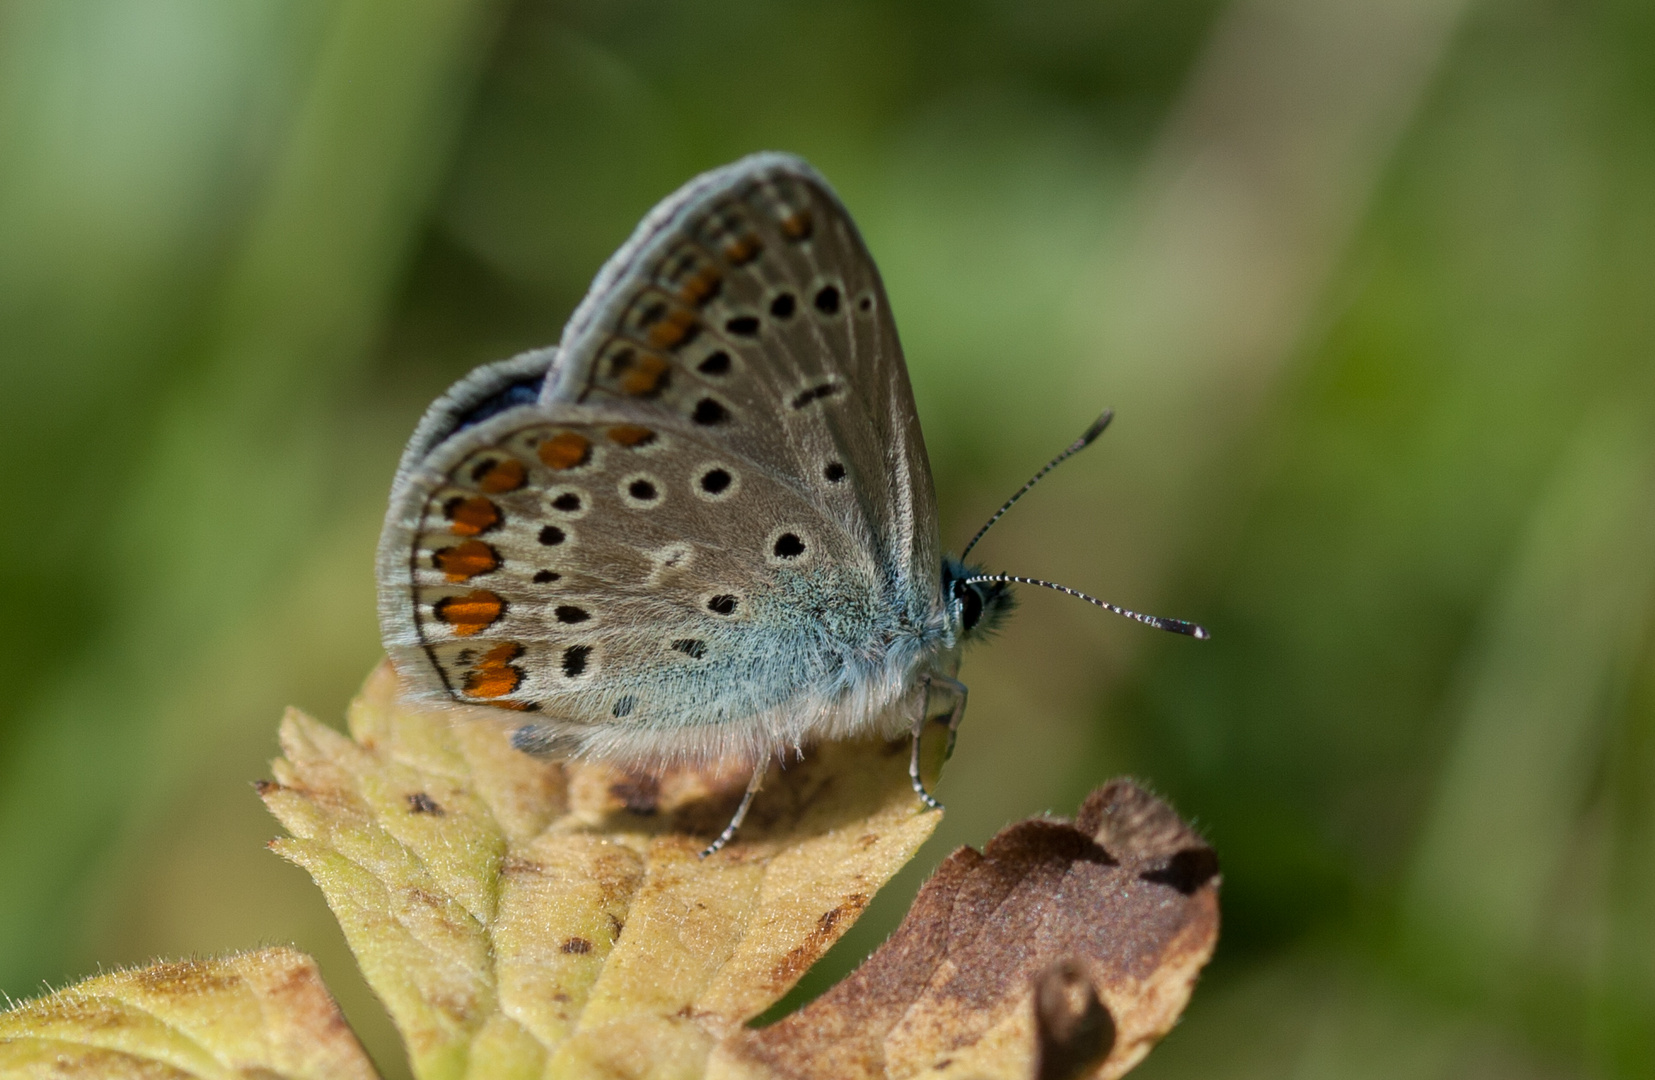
left=3, top=1, right=1654, bottom=1077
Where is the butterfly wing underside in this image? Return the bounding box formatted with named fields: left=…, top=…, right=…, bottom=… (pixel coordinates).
left=378, top=153, right=941, bottom=764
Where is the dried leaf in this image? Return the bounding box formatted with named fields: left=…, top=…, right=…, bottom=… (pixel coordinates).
left=0, top=947, right=378, bottom=1079
left=259, top=661, right=946, bottom=1080
left=713, top=780, right=1220, bottom=1080
left=3, top=665, right=1214, bottom=1080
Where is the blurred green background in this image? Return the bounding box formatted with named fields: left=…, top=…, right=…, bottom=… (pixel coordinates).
left=3, top=0, right=1654, bottom=1076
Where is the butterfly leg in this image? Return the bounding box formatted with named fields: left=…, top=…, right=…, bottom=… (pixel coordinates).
left=700, top=757, right=770, bottom=858
left=909, top=675, right=968, bottom=810
left=929, top=674, right=969, bottom=759
left=909, top=710, right=943, bottom=810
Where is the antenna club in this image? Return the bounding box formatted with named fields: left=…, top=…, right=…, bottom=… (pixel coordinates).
left=1078, top=409, right=1114, bottom=447
left=963, top=573, right=1210, bottom=642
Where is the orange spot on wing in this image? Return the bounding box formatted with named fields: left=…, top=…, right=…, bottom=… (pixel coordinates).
left=780, top=210, right=813, bottom=240
left=464, top=641, right=524, bottom=698
left=678, top=265, right=722, bottom=307
left=620, top=353, right=670, bottom=396
left=445, top=496, right=501, bottom=536
left=433, top=539, right=499, bottom=582
left=538, top=432, right=591, bottom=470
left=646, top=306, right=699, bottom=350
left=607, top=425, right=656, bottom=447
left=658, top=243, right=723, bottom=307
left=435, top=590, right=505, bottom=636
left=723, top=234, right=762, bottom=265
left=472, top=456, right=526, bottom=493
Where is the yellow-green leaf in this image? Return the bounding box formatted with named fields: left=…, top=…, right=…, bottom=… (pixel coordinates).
left=260, top=661, right=946, bottom=1080
left=0, top=947, right=379, bottom=1080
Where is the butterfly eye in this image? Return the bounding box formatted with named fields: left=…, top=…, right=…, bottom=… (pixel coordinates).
left=955, top=580, right=984, bottom=633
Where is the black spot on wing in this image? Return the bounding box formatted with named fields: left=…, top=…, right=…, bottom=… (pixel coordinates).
left=789, top=382, right=844, bottom=410
left=692, top=398, right=729, bottom=425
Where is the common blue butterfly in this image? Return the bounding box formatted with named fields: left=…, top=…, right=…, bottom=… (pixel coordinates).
left=377, top=154, right=1207, bottom=853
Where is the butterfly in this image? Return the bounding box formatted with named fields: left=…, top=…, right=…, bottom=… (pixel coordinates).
left=377, top=153, right=1207, bottom=854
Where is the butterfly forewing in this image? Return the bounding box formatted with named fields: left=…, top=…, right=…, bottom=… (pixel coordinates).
left=551, top=156, right=937, bottom=594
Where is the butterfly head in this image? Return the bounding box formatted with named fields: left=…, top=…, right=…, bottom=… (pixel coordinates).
left=943, top=409, right=1211, bottom=644
left=942, top=556, right=1014, bottom=641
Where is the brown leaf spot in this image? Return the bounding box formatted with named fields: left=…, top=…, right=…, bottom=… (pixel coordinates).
left=767, top=894, right=871, bottom=990
left=609, top=773, right=660, bottom=815
left=407, top=792, right=444, bottom=815
left=561, top=937, right=593, bottom=954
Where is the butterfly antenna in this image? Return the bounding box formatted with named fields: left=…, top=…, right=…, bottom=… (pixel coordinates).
left=959, top=410, right=1114, bottom=561
left=963, top=574, right=1211, bottom=639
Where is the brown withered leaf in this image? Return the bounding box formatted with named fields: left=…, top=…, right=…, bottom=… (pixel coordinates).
left=0, top=947, right=378, bottom=1079
left=259, top=661, right=947, bottom=1080
left=712, top=780, right=1220, bottom=1080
